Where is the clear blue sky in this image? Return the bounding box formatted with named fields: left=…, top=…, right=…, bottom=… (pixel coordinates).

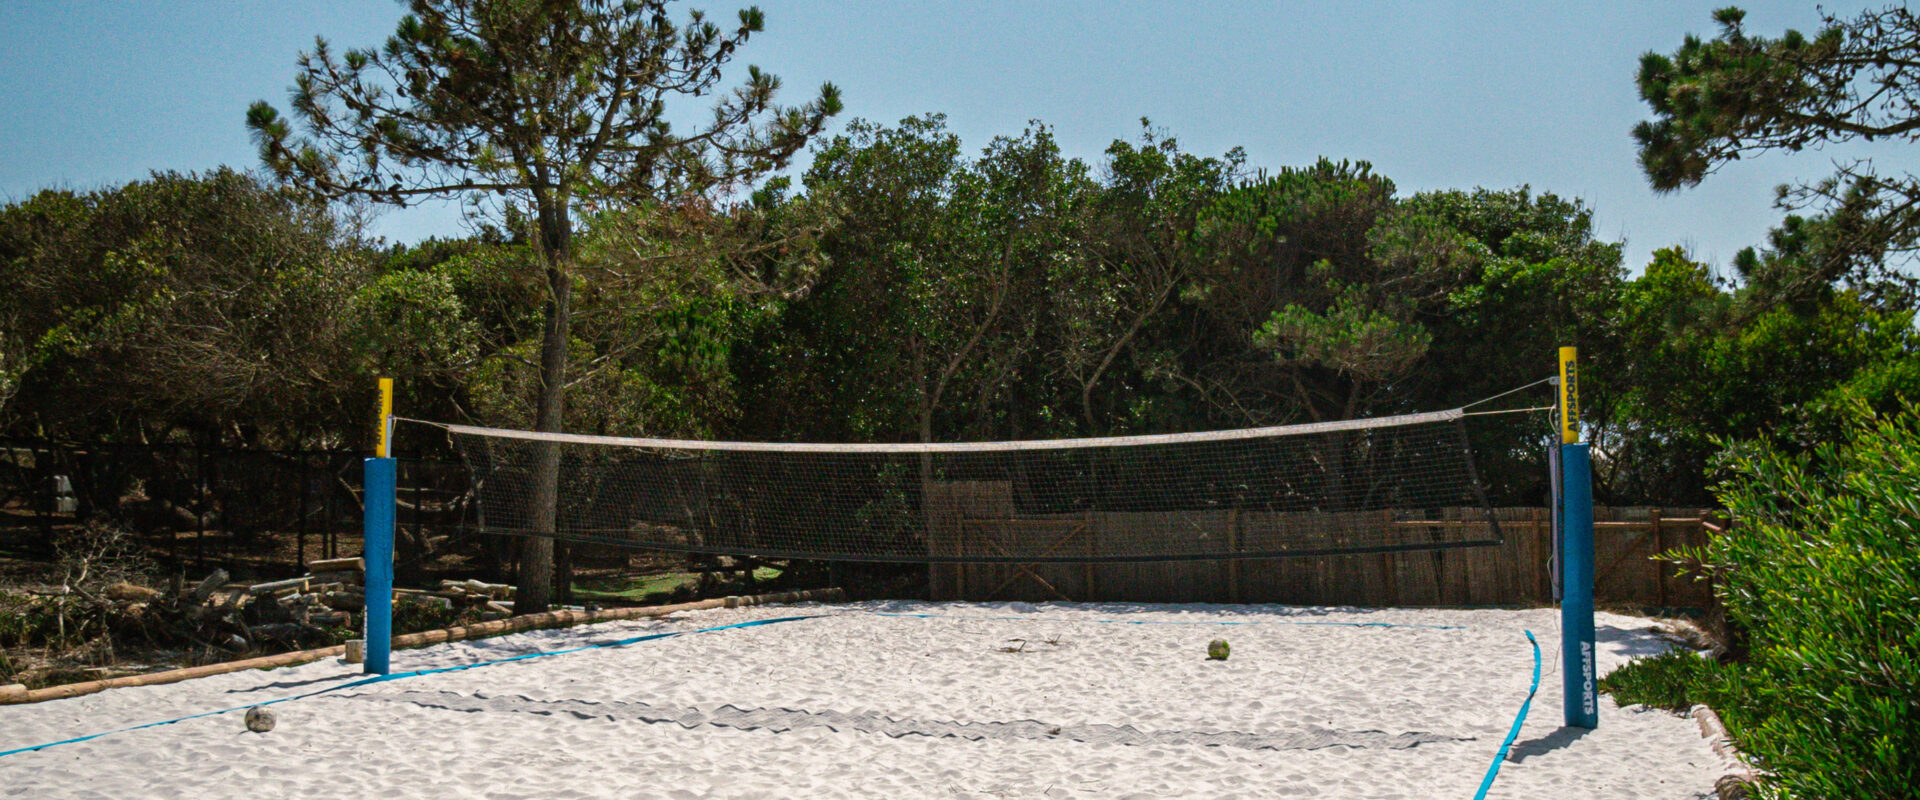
left=0, top=1, right=1905, bottom=274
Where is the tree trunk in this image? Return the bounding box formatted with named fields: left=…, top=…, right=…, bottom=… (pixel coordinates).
left=552, top=539, right=574, bottom=604
left=517, top=200, right=574, bottom=615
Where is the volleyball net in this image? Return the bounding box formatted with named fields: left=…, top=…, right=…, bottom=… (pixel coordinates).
left=401, top=407, right=1501, bottom=563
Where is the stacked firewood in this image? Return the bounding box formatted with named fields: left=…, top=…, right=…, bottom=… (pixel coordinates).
left=95, top=558, right=522, bottom=654
left=432, top=579, right=516, bottom=617
left=236, top=556, right=368, bottom=638
left=242, top=559, right=516, bottom=623
left=91, top=563, right=353, bottom=653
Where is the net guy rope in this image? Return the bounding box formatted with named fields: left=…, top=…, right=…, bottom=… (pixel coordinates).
left=401, top=405, right=1507, bottom=566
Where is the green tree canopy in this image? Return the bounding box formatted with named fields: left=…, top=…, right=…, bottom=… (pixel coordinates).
left=1635, top=5, right=1920, bottom=301
left=775, top=116, right=1093, bottom=445
left=248, top=0, right=840, bottom=611
left=1604, top=247, right=1920, bottom=503
left=0, top=169, right=367, bottom=447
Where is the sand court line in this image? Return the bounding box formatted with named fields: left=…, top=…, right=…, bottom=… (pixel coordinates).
left=354, top=688, right=1478, bottom=752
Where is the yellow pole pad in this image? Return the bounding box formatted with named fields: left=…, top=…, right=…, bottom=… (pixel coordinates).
left=376, top=377, right=394, bottom=457
left=1558, top=347, right=1580, bottom=444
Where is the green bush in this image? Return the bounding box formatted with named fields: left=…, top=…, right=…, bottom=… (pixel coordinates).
left=0, top=593, right=63, bottom=648
left=1689, top=405, right=1920, bottom=799
left=1599, top=649, right=1711, bottom=712
left=391, top=596, right=461, bottom=634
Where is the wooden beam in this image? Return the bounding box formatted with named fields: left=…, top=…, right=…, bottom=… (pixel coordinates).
left=1652, top=509, right=1668, bottom=608
left=245, top=577, right=310, bottom=596
left=307, top=556, right=364, bottom=573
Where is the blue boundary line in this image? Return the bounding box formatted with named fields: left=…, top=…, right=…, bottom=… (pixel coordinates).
left=1473, top=630, right=1542, bottom=800
left=0, top=615, right=818, bottom=760
left=873, top=612, right=1465, bottom=630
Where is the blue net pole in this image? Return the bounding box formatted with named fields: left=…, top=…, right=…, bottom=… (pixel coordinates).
left=364, top=457, right=395, bottom=675
left=1559, top=442, right=1597, bottom=728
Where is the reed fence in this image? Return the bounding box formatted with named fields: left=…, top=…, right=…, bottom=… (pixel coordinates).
left=929, top=495, right=1719, bottom=609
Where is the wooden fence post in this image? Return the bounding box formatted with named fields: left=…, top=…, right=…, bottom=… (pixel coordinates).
left=297, top=457, right=311, bottom=571
left=1651, top=508, right=1666, bottom=608
left=195, top=447, right=207, bottom=570
left=1083, top=511, right=1098, bottom=602
left=1227, top=509, right=1240, bottom=604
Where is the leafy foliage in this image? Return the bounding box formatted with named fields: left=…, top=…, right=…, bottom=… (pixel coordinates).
left=247, top=0, right=841, bottom=209
left=765, top=116, right=1097, bottom=443
left=1679, top=406, right=1920, bottom=799
left=1636, top=6, right=1920, bottom=301
left=248, top=0, right=843, bottom=612
left=1603, top=246, right=1920, bottom=503
left=1608, top=407, right=1920, bottom=800
left=1407, top=188, right=1623, bottom=502
left=8, top=113, right=1908, bottom=513
left=0, top=169, right=368, bottom=447
left=1049, top=123, right=1242, bottom=433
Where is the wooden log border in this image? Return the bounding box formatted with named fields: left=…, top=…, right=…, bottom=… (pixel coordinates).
left=1692, top=703, right=1763, bottom=799
left=0, top=587, right=847, bottom=706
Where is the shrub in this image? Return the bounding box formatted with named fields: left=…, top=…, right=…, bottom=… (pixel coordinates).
left=391, top=596, right=460, bottom=634
left=0, top=593, right=61, bottom=648
left=1599, top=649, right=1710, bottom=712
left=1688, top=404, right=1920, bottom=799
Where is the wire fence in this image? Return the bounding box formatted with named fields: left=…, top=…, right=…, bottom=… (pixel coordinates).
left=0, top=439, right=475, bottom=581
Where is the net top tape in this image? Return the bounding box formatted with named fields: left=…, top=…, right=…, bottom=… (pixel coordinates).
left=412, top=408, right=1464, bottom=454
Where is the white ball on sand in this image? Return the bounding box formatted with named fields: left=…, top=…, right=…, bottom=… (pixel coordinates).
left=1208, top=638, right=1230, bottom=660
left=245, top=706, right=276, bottom=733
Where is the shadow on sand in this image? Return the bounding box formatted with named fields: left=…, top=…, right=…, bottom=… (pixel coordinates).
left=1505, top=725, right=1594, bottom=762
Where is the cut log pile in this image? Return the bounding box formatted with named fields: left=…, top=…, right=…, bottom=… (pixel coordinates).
left=84, top=565, right=346, bottom=654
left=434, top=579, right=516, bottom=616
left=237, top=559, right=518, bottom=629
left=103, top=557, right=521, bottom=653
left=234, top=556, right=364, bottom=635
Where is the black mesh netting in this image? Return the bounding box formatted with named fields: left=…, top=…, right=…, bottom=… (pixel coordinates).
left=423, top=410, right=1500, bottom=563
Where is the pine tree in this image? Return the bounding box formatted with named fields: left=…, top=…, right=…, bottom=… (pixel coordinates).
left=248, top=0, right=840, bottom=611
left=1635, top=6, right=1920, bottom=300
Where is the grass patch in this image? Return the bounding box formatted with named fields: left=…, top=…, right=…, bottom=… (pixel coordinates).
left=571, top=567, right=782, bottom=602
left=573, top=572, right=698, bottom=601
